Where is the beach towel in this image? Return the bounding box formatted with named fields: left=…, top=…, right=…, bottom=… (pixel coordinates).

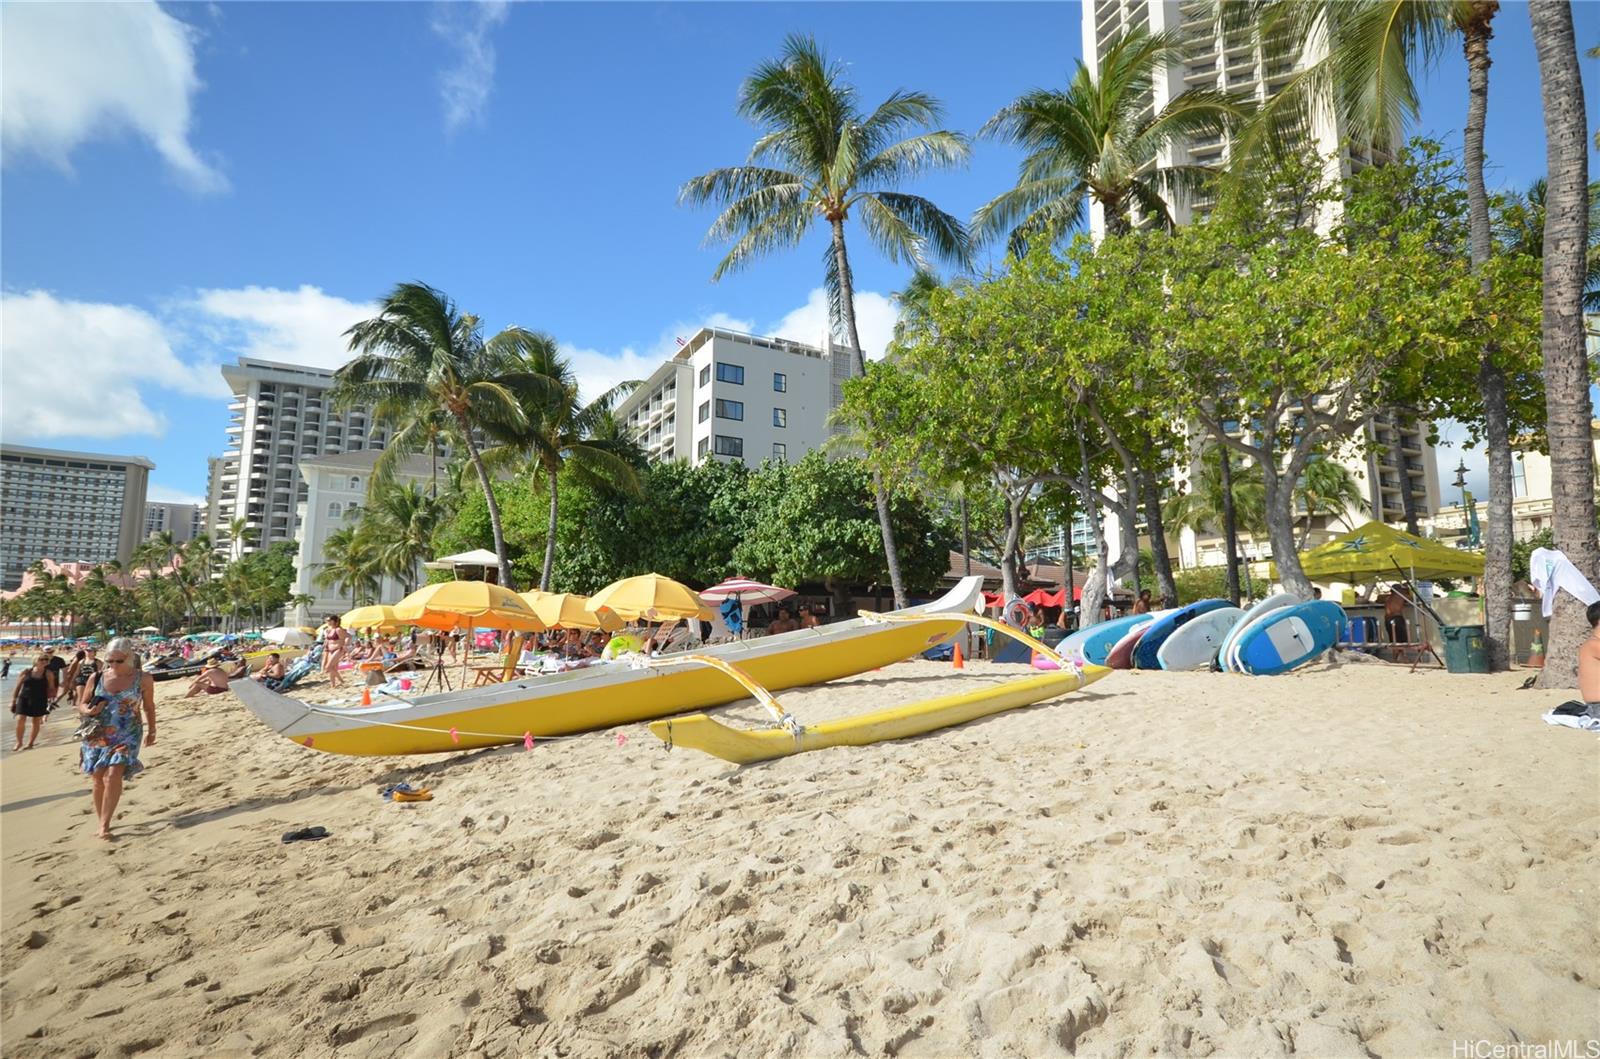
left=1528, top=548, right=1599, bottom=618
left=720, top=595, right=743, bottom=637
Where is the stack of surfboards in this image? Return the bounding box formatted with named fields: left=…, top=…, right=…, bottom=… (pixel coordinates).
left=1058, top=595, right=1346, bottom=675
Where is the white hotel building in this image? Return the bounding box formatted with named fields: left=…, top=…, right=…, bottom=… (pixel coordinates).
left=1085, top=0, right=1439, bottom=570
left=615, top=327, right=859, bottom=469
left=213, top=357, right=388, bottom=555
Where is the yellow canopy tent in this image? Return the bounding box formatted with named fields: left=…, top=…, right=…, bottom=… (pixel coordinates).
left=1293, top=521, right=1485, bottom=583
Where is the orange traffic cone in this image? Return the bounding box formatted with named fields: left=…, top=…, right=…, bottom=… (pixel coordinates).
left=952, top=641, right=964, bottom=670
left=361, top=687, right=372, bottom=706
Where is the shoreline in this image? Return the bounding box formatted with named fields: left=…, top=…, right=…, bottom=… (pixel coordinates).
left=3, top=660, right=1596, bottom=1057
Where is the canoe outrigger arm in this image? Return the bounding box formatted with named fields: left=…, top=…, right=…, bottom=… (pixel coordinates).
left=647, top=653, right=804, bottom=736
left=857, top=610, right=1074, bottom=668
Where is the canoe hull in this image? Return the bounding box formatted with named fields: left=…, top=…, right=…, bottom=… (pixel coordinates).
left=232, top=577, right=982, bottom=756
left=649, top=665, right=1111, bottom=765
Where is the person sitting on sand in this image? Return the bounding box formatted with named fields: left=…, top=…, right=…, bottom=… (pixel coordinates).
left=1132, top=589, right=1153, bottom=615
left=254, top=653, right=287, bottom=690
left=1383, top=584, right=1411, bottom=643
left=184, top=659, right=247, bottom=697
left=799, top=606, right=820, bottom=629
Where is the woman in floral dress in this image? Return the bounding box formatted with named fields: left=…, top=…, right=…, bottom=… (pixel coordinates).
left=77, top=638, right=156, bottom=841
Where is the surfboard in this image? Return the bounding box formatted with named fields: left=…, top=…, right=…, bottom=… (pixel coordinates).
left=1219, top=593, right=1303, bottom=672
left=1061, top=612, right=1161, bottom=666
left=1156, top=606, right=1246, bottom=670
left=1233, top=601, right=1346, bottom=675
left=1105, top=619, right=1154, bottom=669
left=1131, top=599, right=1232, bottom=670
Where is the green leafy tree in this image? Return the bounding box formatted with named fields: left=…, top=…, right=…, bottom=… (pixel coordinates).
left=681, top=34, right=971, bottom=608
left=335, top=282, right=555, bottom=588
left=974, top=27, right=1244, bottom=251
left=363, top=481, right=443, bottom=594
left=314, top=525, right=383, bottom=610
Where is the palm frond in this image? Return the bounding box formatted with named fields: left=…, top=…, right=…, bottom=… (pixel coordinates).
left=857, top=191, right=972, bottom=268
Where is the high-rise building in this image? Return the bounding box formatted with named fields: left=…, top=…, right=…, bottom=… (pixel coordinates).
left=1083, top=1, right=1437, bottom=570
left=213, top=357, right=388, bottom=556
left=614, top=326, right=859, bottom=470
left=0, top=444, right=153, bottom=590
left=144, top=501, right=202, bottom=543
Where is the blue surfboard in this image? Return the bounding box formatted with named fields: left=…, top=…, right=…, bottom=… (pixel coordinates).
left=1130, top=599, right=1232, bottom=670
left=1233, top=601, right=1346, bottom=675
left=1063, top=611, right=1168, bottom=666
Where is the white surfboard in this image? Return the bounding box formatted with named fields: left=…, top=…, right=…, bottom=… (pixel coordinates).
left=1156, top=606, right=1245, bottom=670
left=1219, top=593, right=1302, bottom=672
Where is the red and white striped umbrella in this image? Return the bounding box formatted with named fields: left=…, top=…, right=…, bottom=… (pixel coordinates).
left=698, top=577, right=796, bottom=605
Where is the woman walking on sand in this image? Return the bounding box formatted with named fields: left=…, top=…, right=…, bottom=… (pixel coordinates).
left=11, top=654, right=56, bottom=750
left=77, top=638, right=155, bottom=841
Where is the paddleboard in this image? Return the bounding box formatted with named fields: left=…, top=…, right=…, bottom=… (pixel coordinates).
left=1156, top=606, right=1246, bottom=670
left=1061, top=612, right=1157, bottom=666
left=1234, top=601, right=1346, bottom=675
left=1131, top=599, right=1232, bottom=670
left=1219, top=593, right=1302, bottom=672
left=1105, top=619, right=1154, bottom=669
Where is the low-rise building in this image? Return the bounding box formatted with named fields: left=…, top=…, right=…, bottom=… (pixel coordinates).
left=288, top=449, right=432, bottom=624
left=614, top=326, right=859, bottom=469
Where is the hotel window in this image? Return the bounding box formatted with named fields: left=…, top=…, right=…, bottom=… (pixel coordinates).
left=716, top=399, right=744, bottom=421
left=697, top=437, right=710, bottom=459
left=699, top=365, right=711, bottom=387
left=698, top=401, right=710, bottom=423
left=328, top=502, right=342, bottom=518
left=715, top=362, right=744, bottom=385
left=714, top=435, right=744, bottom=458
left=773, top=372, right=787, bottom=393
left=772, top=408, right=786, bottom=428
left=772, top=442, right=786, bottom=462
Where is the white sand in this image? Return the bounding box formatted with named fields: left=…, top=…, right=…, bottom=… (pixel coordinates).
left=3, top=659, right=1597, bottom=1057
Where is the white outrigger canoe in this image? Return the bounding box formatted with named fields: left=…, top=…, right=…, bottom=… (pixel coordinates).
left=232, top=576, right=1109, bottom=760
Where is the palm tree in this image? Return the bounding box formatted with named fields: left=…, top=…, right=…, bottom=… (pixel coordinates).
left=484, top=337, right=644, bottom=590
left=680, top=34, right=971, bottom=608
left=1529, top=0, right=1597, bottom=689
left=1292, top=459, right=1365, bottom=550
left=335, top=282, right=557, bottom=588
left=1164, top=444, right=1267, bottom=531
left=364, top=481, right=443, bottom=595
left=227, top=516, right=255, bottom=561
left=315, top=525, right=383, bottom=610
left=973, top=28, right=1245, bottom=252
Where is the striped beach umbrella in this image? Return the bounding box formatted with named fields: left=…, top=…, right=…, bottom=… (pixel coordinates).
left=697, top=577, right=796, bottom=606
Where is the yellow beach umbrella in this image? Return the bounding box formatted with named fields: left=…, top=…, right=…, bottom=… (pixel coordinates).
left=392, top=581, right=546, bottom=633
left=342, top=604, right=401, bottom=632
left=530, top=592, right=623, bottom=632
left=589, top=573, right=708, bottom=622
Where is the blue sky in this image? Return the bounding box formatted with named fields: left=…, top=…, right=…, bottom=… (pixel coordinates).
left=2, top=1, right=1597, bottom=504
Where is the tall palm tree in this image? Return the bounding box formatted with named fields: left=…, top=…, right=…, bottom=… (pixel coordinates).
left=1529, top=0, right=1597, bottom=689
left=364, top=481, right=443, bottom=595
left=1164, top=446, right=1267, bottom=532
left=681, top=34, right=972, bottom=608
left=974, top=28, right=1245, bottom=252
left=1292, top=458, right=1366, bottom=549
left=315, top=525, right=383, bottom=610
left=484, top=337, right=644, bottom=591
left=335, top=282, right=556, bottom=588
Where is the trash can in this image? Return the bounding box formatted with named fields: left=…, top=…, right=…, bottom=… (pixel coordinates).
left=1441, top=625, right=1489, bottom=674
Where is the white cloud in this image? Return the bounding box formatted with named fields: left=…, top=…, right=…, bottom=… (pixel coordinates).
left=148, top=485, right=206, bottom=506
left=767, top=288, right=898, bottom=361
left=0, top=1, right=225, bottom=191
left=0, top=290, right=226, bottom=440
left=188, top=285, right=377, bottom=370
left=432, top=1, right=509, bottom=133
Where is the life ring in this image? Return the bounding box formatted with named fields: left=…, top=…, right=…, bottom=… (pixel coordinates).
left=1002, top=598, right=1032, bottom=630
left=602, top=634, right=644, bottom=660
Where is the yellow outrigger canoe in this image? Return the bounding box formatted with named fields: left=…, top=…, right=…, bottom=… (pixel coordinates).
left=231, top=576, right=1107, bottom=759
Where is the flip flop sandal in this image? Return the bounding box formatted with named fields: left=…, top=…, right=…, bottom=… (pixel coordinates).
left=391, top=789, right=433, bottom=803
left=281, top=826, right=330, bottom=843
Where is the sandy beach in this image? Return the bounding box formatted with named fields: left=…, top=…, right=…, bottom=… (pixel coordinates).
left=2, top=658, right=1596, bottom=1058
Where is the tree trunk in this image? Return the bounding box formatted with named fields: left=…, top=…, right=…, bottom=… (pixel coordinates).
left=999, top=490, right=1025, bottom=601
left=1074, top=430, right=1109, bottom=628
left=1530, top=0, right=1598, bottom=689
left=541, top=468, right=560, bottom=591
left=1114, top=468, right=1141, bottom=593
left=458, top=417, right=515, bottom=589
left=831, top=219, right=907, bottom=609
left=1463, top=3, right=1513, bottom=671
left=1141, top=469, right=1179, bottom=607
left=960, top=492, right=971, bottom=575
left=1263, top=470, right=1313, bottom=597
left=1219, top=449, right=1242, bottom=605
